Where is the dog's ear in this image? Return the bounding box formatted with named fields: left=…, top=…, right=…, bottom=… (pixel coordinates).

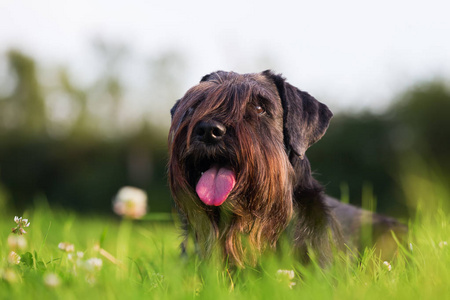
left=200, top=73, right=212, bottom=82
left=200, top=71, right=231, bottom=83
left=263, top=70, right=333, bottom=158
left=170, top=99, right=181, bottom=120
left=172, top=70, right=213, bottom=119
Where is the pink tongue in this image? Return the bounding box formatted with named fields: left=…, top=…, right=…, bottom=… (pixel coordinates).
left=196, top=165, right=236, bottom=206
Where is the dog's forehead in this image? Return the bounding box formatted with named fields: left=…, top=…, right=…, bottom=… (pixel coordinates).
left=223, top=72, right=278, bottom=93
left=248, top=73, right=279, bottom=94
left=171, top=71, right=283, bottom=126
left=195, top=72, right=280, bottom=102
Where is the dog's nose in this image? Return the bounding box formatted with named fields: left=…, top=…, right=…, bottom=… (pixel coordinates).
left=194, top=120, right=226, bottom=143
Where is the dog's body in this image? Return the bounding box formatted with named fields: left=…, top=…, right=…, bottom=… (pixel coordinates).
left=168, top=71, right=406, bottom=267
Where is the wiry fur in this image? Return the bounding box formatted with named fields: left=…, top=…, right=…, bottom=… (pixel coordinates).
left=168, top=70, right=406, bottom=267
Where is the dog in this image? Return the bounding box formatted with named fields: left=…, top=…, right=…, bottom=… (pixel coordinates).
left=168, top=70, right=407, bottom=267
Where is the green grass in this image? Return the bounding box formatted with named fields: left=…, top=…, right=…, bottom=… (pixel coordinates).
left=1, top=170, right=449, bottom=299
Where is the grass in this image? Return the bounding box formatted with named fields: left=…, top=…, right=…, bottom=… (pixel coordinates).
left=1, top=169, right=449, bottom=299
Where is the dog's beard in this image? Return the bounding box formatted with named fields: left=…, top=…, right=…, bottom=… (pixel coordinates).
left=170, top=134, right=295, bottom=267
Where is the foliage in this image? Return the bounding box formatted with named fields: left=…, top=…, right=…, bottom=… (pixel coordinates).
left=308, top=81, right=450, bottom=217
left=0, top=48, right=177, bottom=212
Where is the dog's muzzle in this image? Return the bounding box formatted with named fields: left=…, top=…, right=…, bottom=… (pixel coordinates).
left=190, top=120, right=236, bottom=206
left=194, top=120, right=227, bottom=144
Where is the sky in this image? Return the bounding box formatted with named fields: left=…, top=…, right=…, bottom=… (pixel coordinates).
left=1, top=0, right=450, bottom=117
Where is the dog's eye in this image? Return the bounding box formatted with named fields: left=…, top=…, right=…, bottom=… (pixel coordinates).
left=255, top=105, right=265, bottom=115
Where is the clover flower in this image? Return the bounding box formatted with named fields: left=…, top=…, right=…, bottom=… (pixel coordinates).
left=383, top=261, right=392, bottom=271
left=7, top=251, right=21, bottom=265
left=85, top=258, right=103, bottom=272
left=58, top=242, right=75, bottom=252
left=11, top=216, right=30, bottom=235
left=276, top=269, right=296, bottom=289
left=112, top=186, right=147, bottom=219
left=68, top=251, right=85, bottom=261
left=7, top=235, right=27, bottom=251
left=1, top=268, right=19, bottom=283
left=44, top=273, right=61, bottom=288
left=83, top=257, right=104, bottom=284
left=439, top=241, right=448, bottom=248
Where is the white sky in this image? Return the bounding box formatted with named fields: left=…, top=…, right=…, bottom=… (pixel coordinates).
left=1, top=0, right=450, bottom=116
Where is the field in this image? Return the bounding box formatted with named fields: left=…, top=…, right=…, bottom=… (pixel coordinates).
left=1, top=170, right=449, bottom=300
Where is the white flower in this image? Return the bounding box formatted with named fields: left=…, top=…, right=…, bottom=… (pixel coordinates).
left=44, top=273, right=61, bottom=287
left=74, top=252, right=85, bottom=268
left=112, top=186, right=147, bottom=219
left=85, top=258, right=103, bottom=272
left=58, top=242, right=75, bottom=252
left=11, top=216, right=30, bottom=235
left=85, top=274, right=97, bottom=285
left=439, top=241, right=448, bottom=248
left=383, top=261, right=392, bottom=271
left=1, top=268, right=19, bottom=283
left=276, top=269, right=296, bottom=289
left=7, top=235, right=27, bottom=251
left=14, top=216, right=30, bottom=227
left=7, top=251, right=21, bottom=265
left=276, top=269, right=295, bottom=280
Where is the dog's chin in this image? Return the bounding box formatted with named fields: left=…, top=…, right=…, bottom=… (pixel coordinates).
left=185, top=157, right=237, bottom=206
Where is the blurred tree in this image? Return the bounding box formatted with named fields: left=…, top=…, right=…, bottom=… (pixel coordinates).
left=309, top=80, right=450, bottom=217
left=57, top=69, right=93, bottom=137
left=0, top=48, right=176, bottom=212
left=0, top=50, right=46, bottom=136
left=307, top=113, right=402, bottom=215
left=91, top=38, right=128, bottom=135
left=389, top=81, right=450, bottom=176
left=147, top=51, right=186, bottom=128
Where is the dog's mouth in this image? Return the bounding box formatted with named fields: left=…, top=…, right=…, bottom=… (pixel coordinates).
left=195, top=164, right=236, bottom=206
left=186, top=156, right=237, bottom=206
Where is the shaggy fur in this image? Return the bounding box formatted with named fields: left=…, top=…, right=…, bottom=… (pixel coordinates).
left=168, top=70, right=406, bottom=267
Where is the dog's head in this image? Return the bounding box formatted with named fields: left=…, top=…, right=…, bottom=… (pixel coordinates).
left=168, top=70, right=332, bottom=264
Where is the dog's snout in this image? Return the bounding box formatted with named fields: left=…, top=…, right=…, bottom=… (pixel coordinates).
left=194, top=120, right=226, bottom=143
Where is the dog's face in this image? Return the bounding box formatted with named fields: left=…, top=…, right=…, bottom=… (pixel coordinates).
left=168, top=70, right=333, bottom=265
left=170, top=72, right=287, bottom=207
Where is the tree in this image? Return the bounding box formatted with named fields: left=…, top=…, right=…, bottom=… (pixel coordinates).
left=0, top=51, right=46, bottom=136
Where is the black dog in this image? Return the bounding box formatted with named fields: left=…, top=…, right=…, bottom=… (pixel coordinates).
left=168, top=70, right=406, bottom=267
